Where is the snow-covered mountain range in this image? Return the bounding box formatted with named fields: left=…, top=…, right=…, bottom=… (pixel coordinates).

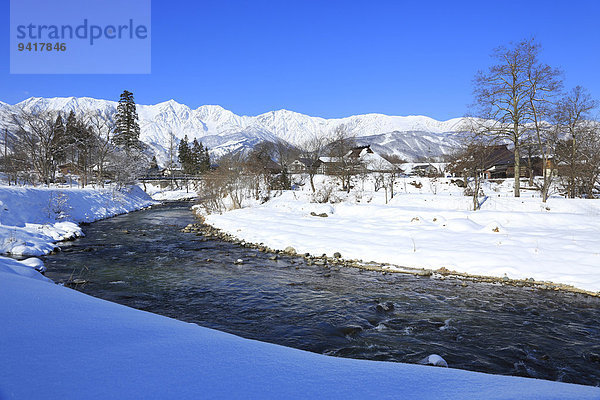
left=0, top=96, right=465, bottom=165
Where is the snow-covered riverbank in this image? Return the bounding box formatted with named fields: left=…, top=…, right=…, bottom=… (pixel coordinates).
left=139, top=181, right=200, bottom=201
left=1, top=256, right=598, bottom=399
left=204, top=178, right=600, bottom=294
left=0, top=182, right=598, bottom=397
left=0, top=185, right=156, bottom=256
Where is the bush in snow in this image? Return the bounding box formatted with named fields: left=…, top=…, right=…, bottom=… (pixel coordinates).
left=311, top=183, right=341, bottom=204
left=45, top=191, right=71, bottom=221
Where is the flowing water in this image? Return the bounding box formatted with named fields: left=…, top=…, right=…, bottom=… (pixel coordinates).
left=43, top=202, right=600, bottom=386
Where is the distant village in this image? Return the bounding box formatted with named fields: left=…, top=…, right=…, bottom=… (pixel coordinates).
left=145, top=143, right=552, bottom=181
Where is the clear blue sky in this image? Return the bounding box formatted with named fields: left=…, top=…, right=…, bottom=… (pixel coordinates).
left=2, top=0, right=599, bottom=120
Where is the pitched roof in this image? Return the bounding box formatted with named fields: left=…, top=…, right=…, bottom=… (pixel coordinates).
left=294, top=158, right=321, bottom=168
left=485, top=145, right=514, bottom=168
left=347, top=145, right=373, bottom=158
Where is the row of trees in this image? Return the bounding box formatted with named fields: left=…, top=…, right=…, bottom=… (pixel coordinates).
left=196, top=125, right=405, bottom=211
left=466, top=38, right=599, bottom=201
left=5, top=44, right=597, bottom=201
left=1, top=90, right=148, bottom=187
left=177, top=135, right=211, bottom=175
left=1, top=89, right=217, bottom=189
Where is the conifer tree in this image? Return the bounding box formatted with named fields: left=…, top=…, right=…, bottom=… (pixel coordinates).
left=279, top=167, right=291, bottom=190
left=150, top=155, right=158, bottom=169
left=64, top=111, right=79, bottom=164
left=191, top=139, right=204, bottom=174
left=76, top=119, right=94, bottom=187
left=188, top=139, right=211, bottom=174
left=113, top=90, right=141, bottom=151
left=50, top=114, right=67, bottom=165
left=178, top=135, right=192, bottom=174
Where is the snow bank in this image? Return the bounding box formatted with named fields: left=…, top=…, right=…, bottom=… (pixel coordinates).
left=0, top=257, right=597, bottom=399
left=139, top=182, right=199, bottom=201
left=205, top=183, right=600, bottom=293
left=0, top=185, right=156, bottom=256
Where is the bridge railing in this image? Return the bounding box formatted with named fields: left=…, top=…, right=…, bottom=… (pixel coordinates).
left=138, top=175, right=206, bottom=181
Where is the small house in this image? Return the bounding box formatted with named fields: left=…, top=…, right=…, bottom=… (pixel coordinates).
left=346, top=145, right=395, bottom=172
left=482, top=145, right=515, bottom=179
left=317, top=157, right=341, bottom=175
left=289, top=158, right=322, bottom=174
left=58, top=162, right=81, bottom=176
left=412, top=164, right=440, bottom=177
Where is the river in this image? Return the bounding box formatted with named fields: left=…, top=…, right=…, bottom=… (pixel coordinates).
left=43, top=201, right=600, bottom=386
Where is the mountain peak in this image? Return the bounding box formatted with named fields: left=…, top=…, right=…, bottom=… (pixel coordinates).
left=155, top=99, right=185, bottom=107
left=1, top=95, right=463, bottom=165
left=196, top=104, right=227, bottom=113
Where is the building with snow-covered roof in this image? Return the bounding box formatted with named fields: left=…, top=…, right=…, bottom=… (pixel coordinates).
left=412, top=164, right=441, bottom=177
left=291, top=146, right=397, bottom=175
left=345, top=145, right=395, bottom=172
left=289, top=158, right=322, bottom=174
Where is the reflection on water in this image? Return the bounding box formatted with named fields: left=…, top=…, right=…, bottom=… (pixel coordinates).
left=44, top=202, right=600, bottom=386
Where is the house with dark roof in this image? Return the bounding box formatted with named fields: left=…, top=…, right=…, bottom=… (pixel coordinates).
left=483, top=145, right=544, bottom=179
left=483, top=145, right=515, bottom=179
left=289, top=157, right=322, bottom=174
left=291, top=145, right=396, bottom=175
left=412, top=164, right=441, bottom=177
left=345, top=145, right=395, bottom=172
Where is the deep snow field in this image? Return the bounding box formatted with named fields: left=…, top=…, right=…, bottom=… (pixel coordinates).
left=1, top=256, right=599, bottom=399
left=204, top=175, right=600, bottom=294
left=0, top=185, right=157, bottom=256
left=1, top=181, right=599, bottom=398
left=140, top=181, right=200, bottom=201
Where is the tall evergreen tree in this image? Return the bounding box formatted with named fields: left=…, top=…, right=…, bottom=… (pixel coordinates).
left=113, top=90, right=141, bottom=151
left=189, top=139, right=211, bottom=174
left=64, top=111, right=79, bottom=165
left=177, top=136, right=211, bottom=175
left=150, top=155, right=158, bottom=169
left=50, top=114, right=67, bottom=165
left=74, top=118, right=94, bottom=187
left=47, top=114, right=67, bottom=182
left=178, top=135, right=192, bottom=174
left=191, top=139, right=203, bottom=174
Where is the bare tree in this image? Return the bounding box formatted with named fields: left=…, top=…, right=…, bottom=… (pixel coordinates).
left=578, top=124, right=600, bottom=197
left=525, top=60, right=563, bottom=201
left=165, top=132, right=178, bottom=173
left=273, top=139, right=298, bottom=175
left=216, top=152, right=249, bottom=209
left=196, top=151, right=259, bottom=212
left=0, top=126, right=28, bottom=186
left=196, top=170, right=226, bottom=213
left=246, top=143, right=275, bottom=200
left=385, top=169, right=397, bottom=202
left=372, top=158, right=398, bottom=204
left=554, top=86, right=598, bottom=198
left=327, top=125, right=359, bottom=192
left=86, top=110, right=115, bottom=187
left=164, top=132, right=179, bottom=189
left=472, top=39, right=554, bottom=197
left=448, top=134, right=497, bottom=211
left=107, top=147, right=149, bottom=189
left=11, top=108, right=63, bottom=186
left=300, top=134, right=326, bottom=192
